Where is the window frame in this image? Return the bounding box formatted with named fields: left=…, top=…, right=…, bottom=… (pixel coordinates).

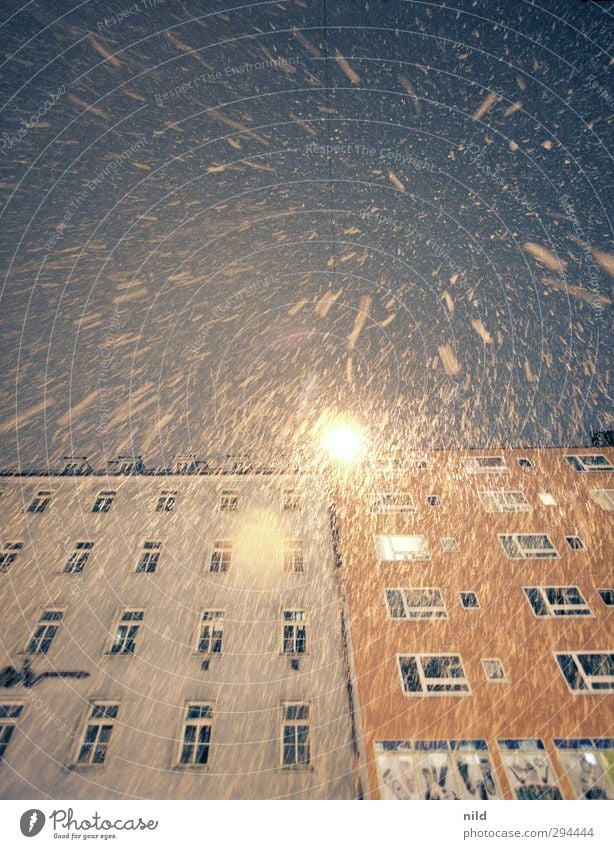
left=219, top=489, right=240, bottom=511
left=155, top=490, right=177, bottom=512
left=0, top=541, right=24, bottom=573
left=74, top=701, right=119, bottom=768
left=177, top=702, right=214, bottom=768
left=441, top=537, right=459, bottom=553
left=554, top=651, right=614, bottom=694
left=281, top=702, right=312, bottom=769
left=107, top=609, right=144, bottom=656
left=397, top=653, right=471, bottom=696
left=282, top=488, right=302, bottom=511
left=565, top=454, right=614, bottom=473
left=64, top=541, right=94, bottom=574
left=522, top=586, right=593, bottom=618
left=375, top=534, right=430, bottom=562
left=26, top=490, right=52, bottom=514
left=283, top=537, right=304, bottom=572
left=195, top=611, right=224, bottom=655
left=91, top=490, right=116, bottom=513
left=281, top=609, right=308, bottom=655
left=384, top=588, right=448, bottom=620
left=463, top=455, right=509, bottom=474
left=209, top=540, right=232, bottom=573
left=370, top=492, right=417, bottom=514
left=459, top=592, right=480, bottom=610
left=497, top=533, right=559, bottom=560
left=0, top=701, right=26, bottom=762
left=478, top=490, right=531, bottom=513
left=482, top=658, right=508, bottom=683
left=517, top=457, right=534, bottom=469
left=135, top=540, right=162, bottom=573
left=590, top=489, right=614, bottom=511
left=26, top=609, right=64, bottom=654
left=565, top=536, right=585, bottom=551
left=597, top=589, right=614, bottom=608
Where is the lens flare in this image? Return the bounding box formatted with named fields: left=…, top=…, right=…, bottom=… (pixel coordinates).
left=321, top=421, right=367, bottom=463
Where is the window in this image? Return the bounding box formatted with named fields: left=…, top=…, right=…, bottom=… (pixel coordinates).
left=497, top=739, right=562, bottom=799
left=498, top=533, right=558, bottom=559
left=517, top=457, right=534, bottom=469
left=478, top=490, right=531, bottom=513
left=76, top=703, right=119, bottom=766
left=220, top=489, right=240, bottom=511
left=591, top=489, right=614, bottom=511
left=555, top=652, right=614, bottom=693
left=0, top=703, right=24, bottom=761
left=375, top=535, right=430, bottom=562
left=92, top=491, right=116, bottom=513
left=64, top=541, right=93, bottom=574
left=538, top=492, right=557, bottom=506
left=523, top=586, right=592, bottom=618
left=566, top=536, right=584, bottom=551
left=62, top=456, right=91, bottom=475
left=460, top=592, right=479, bottom=609
left=179, top=704, right=213, bottom=766
left=27, top=491, right=52, bottom=513
left=282, top=488, right=301, bottom=511
left=156, top=490, right=177, bottom=512
left=284, top=538, right=304, bottom=572
left=135, top=541, right=161, bottom=573
left=109, top=610, right=143, bottom=655
left=426, top=495, right=440, bottom=507
left=441, top=538, right=459, bottom=553
left=113, top=456, right=143, bottom=475
left=385, top=588, right=447, bottom=620
left=27, top=610, right=63, bottom=654
left=197, top=612, right=224, bottom=654
left=554, top=739, right=614, bottom=800
left=282, top=703, right=310, bottom=767
left=0, top=542, right=23, bottom=572
left=282, top=610, right=307, bottom=654
left=374, top=740, right=501, bottom=800
left=597, top=589, right=614, bottom=607
left=398, top=654, right=470, bottom=695
left=371, top=492, right=416, bottom=513
left=566, top=454, right=613, bottom=473
left=463, top=456, right=508, bottom=474
left=209, top=540, right=231, bottom=572
left=482, top=658, right=507, bottom=682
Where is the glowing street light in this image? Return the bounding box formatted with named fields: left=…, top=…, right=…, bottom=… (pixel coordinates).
left=321, top=420, right=367, bottom=464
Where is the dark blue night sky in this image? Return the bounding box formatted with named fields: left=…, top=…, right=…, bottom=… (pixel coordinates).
left=0, top=0, right=611, bottom=469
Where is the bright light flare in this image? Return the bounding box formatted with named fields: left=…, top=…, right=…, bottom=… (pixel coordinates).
left=321, top=421, right=367, bottom=464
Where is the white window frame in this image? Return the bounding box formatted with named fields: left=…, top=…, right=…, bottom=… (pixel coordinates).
left=26, top=609, right=63, bottom=654
left=108, top=609, right=144, bottom=655
left=219, top=489, right=240, bottom=511
left=282, top=488, right=301, bottom=511
left=0, top=541, right=24, bottom=572
left=517, top=457, right=534, bottom=469
left=463, top=455, right=509, bottom=474
left=566, top=454, right=614, bottom=473
left=385, top=588, right=447, bottom=620
left=478, top=490, right=531, bottom=513
left=135, top=540, right=161, bottom=573
left=75, top=702, right=119, bottom=767
left=498, top=533, right=559, bottom=559
left=64, top=541, right=94, bottom=574
left=554, top=740, right=614, bottom=800
left=482, top=658, right=508, bottom=682
left=281, top=702, right=311, bottom=768
left=375, top=534, right=430, bottom=562
left=397, top=653, right=470, bottom=696
left=283, top=538, right=304, bottom=572
left=282, top=610, right=308, bottom=655
left=0, top=702, right=25, bottom=762
left=209, top=540, right=232, bottom=573
left=590, top=489, right=614, bottom=511
left=597, top=589, right=614, bottom=607
left=565, top=536, right=585, bottom=551
left=27, top=490, right=52, bottom=513
left=523, top=586, right=592, bottom=618
left=554, top=651, right=614, bottom=694
left=177, top=703, right=214, bottom=767
left=370, top=492, right=416, bottom=514
left=196, top=611, right=224, bottom=655
left=497, top=739, right=562, bottom=800
left=156, top=490, right=177, bottom=512
left=92, top=490, right=116, bottom=513
left=441, top=538, right=459, bottom=553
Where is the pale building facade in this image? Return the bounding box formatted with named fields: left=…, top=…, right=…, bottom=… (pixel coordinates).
left=0, top=460, right=359, bottom=799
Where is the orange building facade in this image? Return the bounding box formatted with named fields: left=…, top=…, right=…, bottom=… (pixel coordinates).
left=335, top=447, right=614, bottom=800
